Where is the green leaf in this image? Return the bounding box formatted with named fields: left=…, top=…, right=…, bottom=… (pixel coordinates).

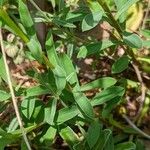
left=115, top=142, right=136, bottom=150
left=95, top=129, right=112, bottom=150
left=53, top=17, right=76, bottom=28
left=7, top=117, right=19, bottom=133
left=53, top=65, right=66, bottom=95
left=18, top=0, right=34, bottom=35
left=27, top=35, right=43, bottom=63
left=41, top=126, right=57, bottom=145
left=0, top=53, right=7, bottom=82
left=77, top=46, right=87, bottom=58
left=86, top=121, right=102, bottom=149
left=136, top=140, right=145, bottom=150
left=112, top=56, right=130, bottom=74
left=73, top=91, right=94, bottom=120
left=80, top=77, right=117, bottom=91
left=25, top=85, right=50, bottom=97
left=140, top=29, right=150, bottom=38
left=44, top=98, right=57, bottom=125
left=57, top=106, right=79, bottom=124
left=102, top=97, right=121, bottom=118
left=92, top=86, right=125, bottom=106
left=123, top=32, right=143, bottom=48
left=137, top=56, right=150, bottom=64
left=0, top=9, right=29, bottom=43
left=142, top=40, right=150, bottom=48
left=59, top=126, right=79, bottom=147
left=82, top=11, right=103, bottom=32
left=21, top=98, right=36, bottom=119
left=18, top=0, right=43, bottom=62
left=66, top=12, right=85, bottom=23
left=0, top=90, right=10, bottom=101
left=46, top=31, right=60, bottom=67
left=115, top=0, right=140, bottom=19
left=86, top=40, right=117, bottom=55
left=59, top=53, right=79, bottom=85
left=104, top=132, right=114, bottom=150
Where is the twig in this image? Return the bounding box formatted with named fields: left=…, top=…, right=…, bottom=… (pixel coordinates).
left=0, top=28, right=32, bottom=150
left=122, top=114, right=150, bottom=139
left=132, top=63, right=146, bottom=122
left=142, top=0, right=150, bottom=29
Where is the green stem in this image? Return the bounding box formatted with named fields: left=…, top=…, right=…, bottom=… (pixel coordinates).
left=97, top=0, right=123, bottom=38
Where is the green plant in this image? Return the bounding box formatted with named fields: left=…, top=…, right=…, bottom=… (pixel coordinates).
left=0, top=0, right=150, bottom=149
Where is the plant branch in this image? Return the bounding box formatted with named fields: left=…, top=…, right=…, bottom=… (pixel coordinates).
left=97, top=0, right=123, bottom=38
left=122, top=114, right=150, bottom=139
left=141, top=0, right=150, bottom=29
left=0, top=28, right=32, bottom=150
left=132, top=63, right=146, bottom=123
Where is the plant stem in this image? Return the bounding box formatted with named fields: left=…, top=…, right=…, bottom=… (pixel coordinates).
left=97, top=0, right=123, bottom=38
left=0, top=28, right=32, bottom=150
left=122, top=114, right=150, bottom=139
left=141, top=0, right=150, bottom=29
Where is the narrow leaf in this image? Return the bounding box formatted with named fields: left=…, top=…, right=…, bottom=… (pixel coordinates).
left=80, top=77, right=117, bottom=91
left=44, top=98, right=57, bottom=125
left=92, top=86, right=125, bottom=106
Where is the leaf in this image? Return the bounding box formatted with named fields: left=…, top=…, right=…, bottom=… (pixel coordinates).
left=80, top=77, right=117, bottom=91
left=112, top=56, right=130, bottom=74
left=86, top=121, right=102, bottom=149
left=82, top=11, right=103, bottom=32
left=0, top=90, right=10, bottom=101
left=114, top=0, right=127, bottom=23
left=91, top=86, right=125, bottom=106
left=46, top=31, right=60, bottom=67
left=21, top=98, right=36, bottom=119
left=102, top=97, right=121, bottom=118
left=0, top=9, right=29, bottom=43
left=115, top=0, right=140, bottom=19
left=44, top=99, right=57, bottom=125
left=104, top=132, right=114, bottom=150
left=115, top=142, right=136, bottom=150
left=0, top=53, right=7, bottom=82
left=53, top=17, right=76, bottom=28
left=60, top=54, right=94, bottom=119
left=142, top=40, right=150, bottom=48
left=18, top=0, right=43, bottom=62
left=77, top=46, right=87, bottom=58
left=86, top=40, right=117, bottom=55
left=137, top=56, right=150, bottom=64
left=73, top=90, right=94, bottom=120
left=25, top=85, right=50, bottom=97
left=123, top=32, right=143, bottom=48
left=41, top=126, right=57, bottom=145
left=140, top=29, right=150, bottom=38
left=53, top=65, right=66, bottom=95
left=136, top=140, right=145, bottom=150
left=95, top=129, right=112, bottom=150
left=7, top=117, right=19, bottom=133
left=59, top=53, right=79, bottom=85
left=27, top=35, right=43, bottom=63
left=57, top=106, right=79, bottom=124
left=18, top=0, right=34, bottom=35
left=66, top=12, right=85, bottom=23
left=59, top=126, right=79, bottom=147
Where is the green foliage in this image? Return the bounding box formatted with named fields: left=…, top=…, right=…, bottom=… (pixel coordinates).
left=0, top=0, right=148, bottom=149
left=112, top=56, right=130, bottom=74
